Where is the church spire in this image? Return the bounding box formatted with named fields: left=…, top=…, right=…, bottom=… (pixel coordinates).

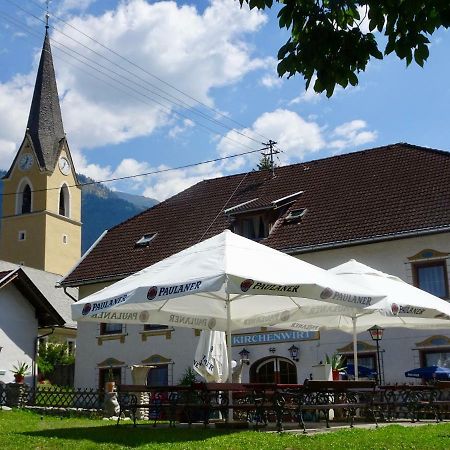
left=26, top=29, right=65, bottom=172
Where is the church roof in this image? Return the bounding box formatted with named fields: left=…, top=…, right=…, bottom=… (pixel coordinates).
left=62, top=143, right=450, bottom=287
left=26, top=30, right=65, bottom=172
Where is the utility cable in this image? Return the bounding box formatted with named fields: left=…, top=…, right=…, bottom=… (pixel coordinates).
left=0, top=10, right=260, bottom=152
left=7, top=0, right=268, bottom=145
left=0, top=147, right=268, bottom=197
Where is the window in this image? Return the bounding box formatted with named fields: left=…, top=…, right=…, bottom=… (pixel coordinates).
left=239, top=216, right=267, bottom=241
left=421, top=350, right=450, bottom=368
left=59, top=184, right=70, bottom=217
left=62, top=234, right=68, bottom=244
left=285, top=208, right=307, bottom=223
left=99, top=367, right=121, bottom=388
left=135, top=233, right=157, bottom=247
left=413, top=261, right=449, bottom=298
left=100, top=323, right=123, bottom=335
left=22, top=184, right=31, bottom=214
left=144, top=324, right=168, bottom=331
left=18, top=231, right=26, bottom=241
left=147, top=365, right=168, bottom=386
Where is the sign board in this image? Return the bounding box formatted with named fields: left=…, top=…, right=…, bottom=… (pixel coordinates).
left=231, top=329, right=319, bottom=346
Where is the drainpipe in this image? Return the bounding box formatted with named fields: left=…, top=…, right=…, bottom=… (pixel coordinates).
left=33, top=327, right=55, bottom=389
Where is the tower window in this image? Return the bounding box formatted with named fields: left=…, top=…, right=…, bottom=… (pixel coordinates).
left=59, top=184, right=70, bottom=217
left=21, top=184, right=32, bottom=214
left=62, top=234, right=68, bottom=244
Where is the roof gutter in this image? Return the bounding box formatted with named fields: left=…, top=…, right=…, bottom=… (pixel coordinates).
left=283, top=225, right=450, bottom=255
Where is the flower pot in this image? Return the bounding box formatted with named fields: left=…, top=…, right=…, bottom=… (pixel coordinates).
left=332, top=369, right=340, bottom=381
left=105, top=381, right=116, bottom=393
left=14, top=374, right=24, bottom=383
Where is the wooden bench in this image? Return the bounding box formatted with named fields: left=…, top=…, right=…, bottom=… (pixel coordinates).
left=197, top=382, right=278, bottom=429
left=116, top=384, right=200, bottom=427
left=373, top=382, right=450, bottom=423
left=280, top=380, right=377, bottom=433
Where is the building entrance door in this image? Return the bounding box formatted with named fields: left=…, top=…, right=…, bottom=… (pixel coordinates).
left=249, top=357, right=297, bottom=384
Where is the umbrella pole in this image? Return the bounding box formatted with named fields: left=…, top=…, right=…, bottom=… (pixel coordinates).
left=352, top=317, right=359, bottom=381
left=226, top=294, right=233, bottom=422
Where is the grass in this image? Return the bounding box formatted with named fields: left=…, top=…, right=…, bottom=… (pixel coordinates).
left=0, top=409, right=449, bottom=449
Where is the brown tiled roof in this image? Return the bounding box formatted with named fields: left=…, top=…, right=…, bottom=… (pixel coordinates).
left=62, top=143, right=450, bottom=286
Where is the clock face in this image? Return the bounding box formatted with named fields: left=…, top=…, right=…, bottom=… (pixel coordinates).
left=19, top=153, right=34, bottom=171
left=59, top=156, right=70, bottom=175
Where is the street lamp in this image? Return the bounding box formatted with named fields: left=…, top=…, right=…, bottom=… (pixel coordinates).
left=288, top=344, right=299, bottom=362
left=238, top=348, right=250, bottom=365
left=368, top=325, right=384, bottom=384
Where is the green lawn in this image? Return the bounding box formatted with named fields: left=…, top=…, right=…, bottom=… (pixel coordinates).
left=0, top=409, right=449, bottom=449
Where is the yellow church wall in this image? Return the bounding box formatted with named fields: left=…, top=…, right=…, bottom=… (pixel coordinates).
left=44, top=213, right=81, bottom=276
left=0, top=213, right=46, bottom=268
left=1, top=141, right=81, bottom=275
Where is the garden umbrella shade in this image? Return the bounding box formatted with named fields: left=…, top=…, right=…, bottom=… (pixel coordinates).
left=71, top=231, right=384, bottom=332
left=346, top=364, right=376, bottom=378
left=272, top=260, right=450, bottom=380
left=193, top=330, right=228, bottom=383
left=405, top=366, right=450, bottom=380
left=72, top=231, right=384, bottom=385
left=330, top=260, right=450, bottom=320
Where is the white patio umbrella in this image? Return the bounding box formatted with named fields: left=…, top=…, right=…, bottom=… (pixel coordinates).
left=71, top=231, right=385, bottom=384
left=193, top=330, right=229, bottom=383
left=273, top=260, right=450, bottom=380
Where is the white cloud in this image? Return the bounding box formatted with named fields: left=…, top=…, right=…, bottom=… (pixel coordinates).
left=217, top=109, right=326, bottom=170
left=168, top=118, right=195, bottom=139
left=0, top=0, right=267, bottom=169
left=259, top=58, right=283, bottom=88
left=142, top=163, right=223, bottom=201
left=0, top=74, right=34, bottom=168
left=356, top=6, right=371, bottom=34
left=260, top=74, right=283, bottom=88
left=73, top=112, right=377, bottom=201
left=329, top=119, right=377, bottom=150
left=289, top=75, right=322, bottom=104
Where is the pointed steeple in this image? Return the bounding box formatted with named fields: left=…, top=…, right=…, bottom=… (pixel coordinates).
left=26, top=29, right=65, bottom=172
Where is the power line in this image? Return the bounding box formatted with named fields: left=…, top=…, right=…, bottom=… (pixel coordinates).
left=23, top=0, right=272, bottom=144
left=1, top=146, right=268, bottom=198
left=0, top=10, right=260, bottom=153
left=7, top=0, right=268, bottom=146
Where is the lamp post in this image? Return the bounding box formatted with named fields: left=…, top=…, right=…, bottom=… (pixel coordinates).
left=238, top=348, right=250, bottom=365
left=288, top=344, right=299, bottom=362
left=368, top=325, right=384, bottom=385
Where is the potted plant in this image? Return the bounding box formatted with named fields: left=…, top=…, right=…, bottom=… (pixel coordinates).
left=105, top=367, right=116, bottom=393
left=11, top=361, right=31, bottom=383
left=325, top=354, right=346, bottom=381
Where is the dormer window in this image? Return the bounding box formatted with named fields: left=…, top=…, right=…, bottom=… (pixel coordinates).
left=135, top=233, right=157, bottom=247
left=241, top=216, right=267, bottom=240
left=285, top=208, right=307, bottom=223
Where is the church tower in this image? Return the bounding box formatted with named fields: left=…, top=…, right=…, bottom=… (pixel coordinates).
left=0, top=29, right=81, bottom=276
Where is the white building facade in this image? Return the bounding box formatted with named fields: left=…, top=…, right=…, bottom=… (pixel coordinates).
left=63, top=144, right=450, bottom=389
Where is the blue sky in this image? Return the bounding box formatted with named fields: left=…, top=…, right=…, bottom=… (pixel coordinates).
left=0, top=0, right=449, bottom=200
